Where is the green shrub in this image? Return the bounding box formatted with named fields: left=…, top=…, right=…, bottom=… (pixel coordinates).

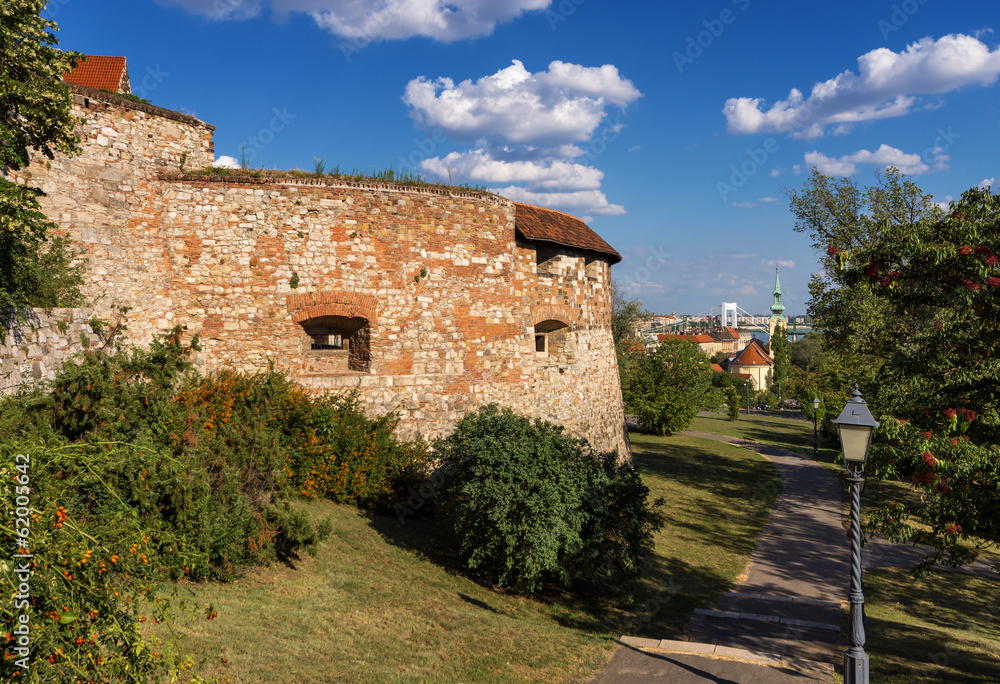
left=1, top=440, right=205, bottom=682
left=624, top=338, right=713, bottom=436
left=435, top=405, right=663, bottom=594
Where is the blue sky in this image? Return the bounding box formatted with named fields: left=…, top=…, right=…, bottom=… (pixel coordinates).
left=48, top=0, right=1000, bottom=317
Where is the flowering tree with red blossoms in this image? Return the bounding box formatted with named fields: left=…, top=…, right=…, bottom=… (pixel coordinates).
left=792, top=172, right=1000, bottom=573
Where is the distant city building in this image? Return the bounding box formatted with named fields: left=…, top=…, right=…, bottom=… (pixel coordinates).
left=728, top=338, right=774, bottom=391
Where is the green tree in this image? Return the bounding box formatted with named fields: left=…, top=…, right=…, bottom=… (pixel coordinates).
left=795, top=172, right=1000, bottom=572
left=768, top=324, right=791, bottom=404
left=726, top=384, right=741, bottom=422
left=0, top=0, right=85, bottom=323
left=786, top=167, right=941, bottom=391
left=623, top=337, right=711, bottom=436
left=789, top=331, right=826, bottom=373
left=610, top=279, right=651, bottom=346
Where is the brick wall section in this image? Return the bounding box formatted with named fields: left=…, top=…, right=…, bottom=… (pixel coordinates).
left=13, top=90, right=628, bottom=456
left=1, top=309, right=100, bottom=396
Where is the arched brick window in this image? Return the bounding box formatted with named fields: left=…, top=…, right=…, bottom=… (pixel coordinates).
left=534, top=319, right=573, bottom=362
left=300, top=315, right=370, bottom=372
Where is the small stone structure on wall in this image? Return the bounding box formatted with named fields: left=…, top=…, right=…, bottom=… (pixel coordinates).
left=6, top=83, right=629, bottom=456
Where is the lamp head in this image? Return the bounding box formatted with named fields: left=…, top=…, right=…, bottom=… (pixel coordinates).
left=813, top=397, right=821, bottom=410
left=833, top=385, right=879, bottom=464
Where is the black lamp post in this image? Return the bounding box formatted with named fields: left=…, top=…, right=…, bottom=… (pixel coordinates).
left=834, top=386, right=879, bottom=684
left=812, top=396, right=821, bottom=457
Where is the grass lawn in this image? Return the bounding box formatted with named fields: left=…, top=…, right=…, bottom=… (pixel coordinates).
left=688, top=411, right=918, bottom=522
left=155, top=430, right=780, bottom=683
left=838, top=567, right=1000, bottom=683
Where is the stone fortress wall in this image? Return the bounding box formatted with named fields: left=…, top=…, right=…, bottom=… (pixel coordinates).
left=4, top=85, right=628, bottom=455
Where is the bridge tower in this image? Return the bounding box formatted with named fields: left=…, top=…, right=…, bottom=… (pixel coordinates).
left=721, top=302, right=738, bottom=329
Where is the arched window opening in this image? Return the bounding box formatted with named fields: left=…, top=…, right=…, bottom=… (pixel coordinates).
left=300, top=315, right=370, bottom=372
left=534, top=319, right=573, bottom=363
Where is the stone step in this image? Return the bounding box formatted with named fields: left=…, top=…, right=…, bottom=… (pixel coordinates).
left=684, top=612, right=840, bottom=666
left=715, top=593, right=843, bottom=626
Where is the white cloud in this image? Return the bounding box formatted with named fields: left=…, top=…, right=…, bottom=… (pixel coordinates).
left=758, top=196, right=779, bottom=203
left=419, top=149, right=602, bottom=190
left=769, top=167, right=785, bottom=177
left=405, top=60, right=638, bottom=218
left=404, top=59, right=641, bottom=144
left=804, top=144, right=936, bottom=176
left=979, top=177, right=996, bottom=189
left=733, top=201, right=756, bottom=208
left=493, top=186, right=626, bottom=216
left=158, top=0, right=551, bottom=41
left=723, top=34, right=1000, bottom=138
left=213, top=155, right=241, bottom=169
left=628, top=145, right=641, bottom=152
left=761, top=259, right=797, bottom=268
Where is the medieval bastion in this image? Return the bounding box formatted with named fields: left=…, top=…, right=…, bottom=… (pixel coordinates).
left=3, top=84, right=628, bottom=455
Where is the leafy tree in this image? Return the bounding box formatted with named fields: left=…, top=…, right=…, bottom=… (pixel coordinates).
left=0, top=0, right=85, bottom=323
left=787, top=167, right=941, bottom=391
left=768, top=324, right=791, bottom=403
left=623, top=337, right=711, bottom=436
left=796, top=173, right=1000, bottom=571
left=789, top=331, right=826, bottom=373
left=610, top=278, right=651, bottom=346
left=726, top=384, right=741, bottom=421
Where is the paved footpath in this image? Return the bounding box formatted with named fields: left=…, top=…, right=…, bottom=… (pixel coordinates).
left=592, top=432, right=849, bottom=683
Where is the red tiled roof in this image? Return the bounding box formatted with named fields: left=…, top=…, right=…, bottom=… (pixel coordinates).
left=732, top=372, right=753, bottom=380
left=515, top=203, right=621, bottom=264
left=711, top=363, right=724, bottom=372
left=64, top=56, right=126, bottom=92
left=730, top=339, right=774, bottom=367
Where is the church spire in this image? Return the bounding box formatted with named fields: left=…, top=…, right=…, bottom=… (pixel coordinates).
left=768, top=266, right=787, bottom=345
left=770, top=266, right=785, bottom=318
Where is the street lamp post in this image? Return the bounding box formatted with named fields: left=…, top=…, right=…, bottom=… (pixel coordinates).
left=745, top=381, right=750, bottom=415
left=834, top=386, right=879, bottom=684
left=812, top=396, right=821, bottom=457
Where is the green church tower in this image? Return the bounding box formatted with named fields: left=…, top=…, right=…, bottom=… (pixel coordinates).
left=768, top=266, right=787, bottom=342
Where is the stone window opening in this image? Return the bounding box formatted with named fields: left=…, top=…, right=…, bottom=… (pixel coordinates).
left=300, top=315, right=370, bottom=372
left=585, top=256, right=602, bottom=280
left=534, top=319, right=573, bottom=363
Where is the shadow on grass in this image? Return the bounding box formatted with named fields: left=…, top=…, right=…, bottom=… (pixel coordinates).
left=361, top=507, right=741, bottom=640
left=847, top=568, right=1000, bottom=683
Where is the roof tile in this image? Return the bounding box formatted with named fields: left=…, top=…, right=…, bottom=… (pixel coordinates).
left=64, top=55, right=126, bottom=93
left=515, top=202, right=621, bottom=264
